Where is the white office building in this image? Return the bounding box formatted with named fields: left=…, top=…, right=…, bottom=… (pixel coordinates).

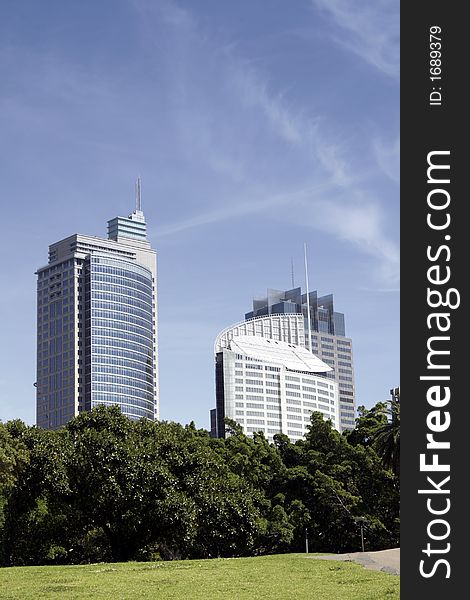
left=245, top=288, right=356, bottom=431
left=211, top=314, right=339, bottom=442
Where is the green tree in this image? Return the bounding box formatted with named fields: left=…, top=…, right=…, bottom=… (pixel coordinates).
left=0, top=405, right=400, bottom=564
left=0, top=422, right=29, bottom=533
left=275, top=413, right=399, bottom=552
left=344, top=404, right=388, bottom=447
left=370, top=392, right=400, bottom=477
left=1, top=424, right=73, bottom=565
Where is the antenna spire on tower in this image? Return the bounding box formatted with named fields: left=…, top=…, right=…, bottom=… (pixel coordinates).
left=135, top=177, right=142, bottom=212
left=304, top=242, right=313, bottom=353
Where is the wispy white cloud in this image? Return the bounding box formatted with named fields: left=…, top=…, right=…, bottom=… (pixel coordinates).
left=373, top=135, right=400, bottom=182
left=229, top=65, right=307, bottom=145
left=135, top=0, right=399, bottom=283
left=154, top=182, right=332, bottom=237
left=304, top=195, right=399, bottom=281
left=311, top=0, right=399, bottom=78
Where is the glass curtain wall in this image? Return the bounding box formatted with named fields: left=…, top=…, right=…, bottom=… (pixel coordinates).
left=84, top=254, right=155, bottom=420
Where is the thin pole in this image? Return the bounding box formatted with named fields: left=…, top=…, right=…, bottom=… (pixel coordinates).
left=360, top=523, right=365, bottom=552
left=135, top=177, right=142, bottom=211
left=305, top=528, right=309, bottom=554
left=304, top=243, right=312, bottom=352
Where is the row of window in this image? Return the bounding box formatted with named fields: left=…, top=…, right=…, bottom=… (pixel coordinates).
left=40, top=338, right=71, bottom=354
left=91, top=320, right=153, bottom=340
left=91, top=383, right=154, bottom=401
left=90, top=290, right=152, bottom=308
left=92, top=342, right=153, bottom=361
left=234, top=399, right=329, bottom=412
left=302, top=386, right=316, bottom=393
left=244, top=363, right=263, bottom=371
left=245, top=394, right=277, bottom=402
left=91, top=308, right=153, bottom=327
left=90, top=364, right=153, bottom=383
left=40, top=372, right=76, bottom=389
left=92, top=355, right=153, bottom=372
left=286, top=383, right=300, bottom=390
left=38, top=261, right=74, bottom=279
left=244, top=378, right=265, bottom=386
left=233, top=390, right=333, bottom=407
left=91, top=261, right=151, bottom=282
left=90, top=399, right=154, bottom=419
left=235, top=362, right=280, bottom=372
left=92, top=278, right=152, bottom=299
left=37, top=388, right=74, bottom=403
left=287, top=430, right=303, bottom=437
left=92, top=373, right=154, bottom=393
left=90, top=271, right=152, bottom=290
left=242, top=371, right=263, bottom=378
left=91, top=327, right=153, bottom=347
left=91, top=296, right=153, bottom=314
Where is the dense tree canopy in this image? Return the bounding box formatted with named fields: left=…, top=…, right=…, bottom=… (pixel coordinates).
left=0, top=405, right=399, bottom=566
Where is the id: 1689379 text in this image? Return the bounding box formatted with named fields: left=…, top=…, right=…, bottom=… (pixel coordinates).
left=429, top=25, right=442, bottom=106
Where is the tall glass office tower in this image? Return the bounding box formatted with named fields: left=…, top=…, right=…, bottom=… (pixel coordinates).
left=35, top=187, right=158, bottom=429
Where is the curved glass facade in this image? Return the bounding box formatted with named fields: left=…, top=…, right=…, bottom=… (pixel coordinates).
left=84, top=254, right=156, bottom=420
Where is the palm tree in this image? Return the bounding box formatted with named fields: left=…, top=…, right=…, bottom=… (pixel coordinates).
left=370, top=388, right=400, bottom=477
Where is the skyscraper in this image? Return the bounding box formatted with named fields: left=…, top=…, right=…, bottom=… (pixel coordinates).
left=245, top=288, right=355, bottom=431
left=35, top=182, right=158, bottom=429
left=211, top=313, right=339, bottom=442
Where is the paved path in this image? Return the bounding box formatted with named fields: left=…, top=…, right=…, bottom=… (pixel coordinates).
left=313, top=548, right=400, bottom=575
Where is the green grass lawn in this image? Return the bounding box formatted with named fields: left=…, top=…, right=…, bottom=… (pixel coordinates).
left=0, top=554, right=399, bottom=600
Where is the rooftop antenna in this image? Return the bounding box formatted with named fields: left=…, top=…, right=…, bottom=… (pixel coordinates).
left=135, top=177, right=142, bottom=212
left=304, top=242, right=312, bottom=353
left=291, top=257, right=295, bottom=289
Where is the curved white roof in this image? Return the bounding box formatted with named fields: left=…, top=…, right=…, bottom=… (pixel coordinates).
left=228, top=335, right=331, bottom=374
left=214, top=313, right=305, bottom=353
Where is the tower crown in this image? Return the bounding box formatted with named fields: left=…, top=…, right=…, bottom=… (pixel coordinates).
left=107, top=178, right=147, bottom=241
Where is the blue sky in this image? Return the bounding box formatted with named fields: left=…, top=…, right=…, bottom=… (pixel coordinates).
left=0, top=0, right=399, bottom=428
